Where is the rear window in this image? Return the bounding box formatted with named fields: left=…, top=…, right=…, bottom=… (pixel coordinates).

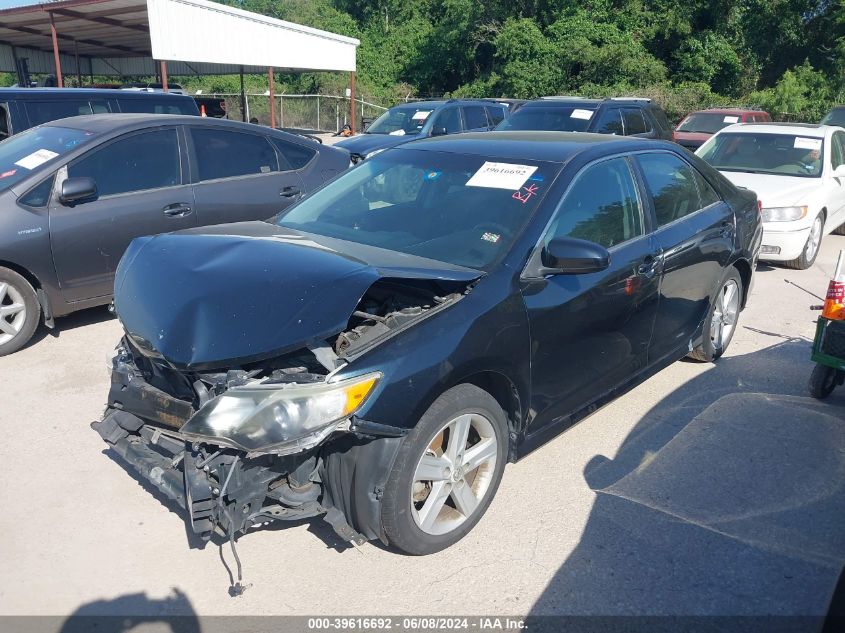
left=0, top=125, right=93, bottom=192
left=117, top=97, right=197, bottom=115
left=497, top=105, right=596, bottom=132
left=25, top=99, right=110, bottom=127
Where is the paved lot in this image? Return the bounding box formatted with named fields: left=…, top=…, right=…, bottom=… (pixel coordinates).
left=1, top=235, right=844, bottom=623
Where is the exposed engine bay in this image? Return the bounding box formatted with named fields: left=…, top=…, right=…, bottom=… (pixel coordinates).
left=91, top=277, right=470, bottom=574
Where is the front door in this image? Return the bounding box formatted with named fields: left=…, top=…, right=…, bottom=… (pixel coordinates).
left=825, top=130, right=845, bottom=231
left=523, top=156, right=661, bottom=435
left=188, top=127, right=304, bottom=225
left=634, top=151, right=735, bottom=363
left=49, top=127, right=196, bottom=302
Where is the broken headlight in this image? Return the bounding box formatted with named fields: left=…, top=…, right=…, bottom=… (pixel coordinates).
left=179, top=372, right=381, bottom=454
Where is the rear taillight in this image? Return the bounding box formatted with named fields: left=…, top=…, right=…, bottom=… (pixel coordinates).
left=757, top=199, right=763, bottom=219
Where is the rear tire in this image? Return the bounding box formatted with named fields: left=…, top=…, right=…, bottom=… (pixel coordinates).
left=688, top=268, right=742, bottom=362
left=0, top=267, right=40, bottom=357
left=785, top=213, right=823, bottom=270
left=380, top=384, right=508, bottom=555
left=808, top=364, right=837, bottom=399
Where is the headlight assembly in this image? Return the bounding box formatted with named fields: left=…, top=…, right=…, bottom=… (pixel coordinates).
left=179, top=372, right=381, bottom=454
left=761, top=206, right=808, bottom=222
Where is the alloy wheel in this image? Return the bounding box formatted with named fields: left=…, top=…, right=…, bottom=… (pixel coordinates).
left=711, top=278, right=740, bottom=351
left=410, top=412, right=498, bottom=536
left=0, top=281, right=27, bottom=346
left=805, top=216, right=823, bottom=262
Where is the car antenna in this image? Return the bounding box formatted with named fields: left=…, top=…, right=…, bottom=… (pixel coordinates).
left=784, top=278, right=825, bottom=303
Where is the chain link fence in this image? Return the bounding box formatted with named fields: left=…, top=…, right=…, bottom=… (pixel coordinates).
left=199, top=93, right=388, bottom=132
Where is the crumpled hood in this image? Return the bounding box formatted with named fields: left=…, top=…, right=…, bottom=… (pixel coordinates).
left=335, top=133, right=417, bottom=156
left=114, top=222, right=480, bottom=370
left=717, top=171, right=818, bottom=207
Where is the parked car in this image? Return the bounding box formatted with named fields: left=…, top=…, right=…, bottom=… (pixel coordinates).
left=821, top=106, right=845, bottom=127
left=674, top=108, right=772, bottom=150
left=0, top=114, right=349, bottom=356
left=496, top=97, right=674, bottom=141
left=0, top=88, right=199, bottom=140
left=121, top=82, right=186, bottom=95
left=91, top=132, right=761, bottom=565
left=337, top=99, right=509, bottom=163
left=697, top=123, right=845, bottom=269
left=194, top=96, right=227, bottom=119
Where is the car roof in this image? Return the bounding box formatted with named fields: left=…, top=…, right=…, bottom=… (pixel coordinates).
left=691, top=108, right=765, bottom=115
left=0, top=87, right=191, bottom=99
left=397, top=130, right=670, bottom=163
left=718, top=122, right=831, bottom=137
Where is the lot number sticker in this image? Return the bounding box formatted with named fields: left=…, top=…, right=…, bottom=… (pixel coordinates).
left=466, top=162, right=538, bottom=190
left=412, top=110, right=432, bottom=120
left=794, top=137, right=822, bottom=151
left=723, top=116, right=739, bottom=123
left=15, top=149, right=58, bottom=170
left=570, top=109, right=594, bottom=120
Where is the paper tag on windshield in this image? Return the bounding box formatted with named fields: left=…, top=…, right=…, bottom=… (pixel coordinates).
left=412, top=110, right=432, bottom=120
left=570, top=109, right=594, bottom=120
left=723, top=115, right=739, bottom=123
left=466, top=162, right=538, bottom=190
left=15, top=149, right=58, bottom=170
left=794, top=137, right=822, bottom=151
left=389, top=129, right=406, bottom=136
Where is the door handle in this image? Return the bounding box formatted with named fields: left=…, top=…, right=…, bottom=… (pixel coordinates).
left=280, top=186, right=301, bottom=198
left=163, top=203, right=192, bottom=217
left=637, top=255, right=659, bottom=278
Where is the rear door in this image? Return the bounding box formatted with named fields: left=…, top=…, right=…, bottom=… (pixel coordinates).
left=462, top=105, right=489, bottom=131
left=634, top=151, right=734, bottom=364
left=524, top=156, right=661, bottom=435
left=592, top=107, right=624, bottom=135
left=49, top=126, right=196, bottom=302
left=622, top=108, right=654, bottom=138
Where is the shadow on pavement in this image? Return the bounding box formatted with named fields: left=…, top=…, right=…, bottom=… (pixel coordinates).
left=21, top=305, right=115, bottom=352
left=528, top=340, right=845, bottom=629
left=55, top=588, right=199, bottom=633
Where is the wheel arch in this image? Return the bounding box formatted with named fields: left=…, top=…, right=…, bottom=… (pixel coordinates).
left=731, top=257, right=753, bottom=309
left=0, top=259, right=41, bottom=293
left=453, top=370, right=523, bottom=462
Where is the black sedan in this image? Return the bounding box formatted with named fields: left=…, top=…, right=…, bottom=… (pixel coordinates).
left=0, top=114, right=349, bottom=355
left=92, top=132, right=761, bottom=568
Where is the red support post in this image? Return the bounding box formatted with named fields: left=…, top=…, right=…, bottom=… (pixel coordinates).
left=49, top=11, right=63, bottom=87
left=160, top=60, right=168, bottom=93
left=349, top=71, right=356, bottom=134
left=268, top=67, right=276, bottom=129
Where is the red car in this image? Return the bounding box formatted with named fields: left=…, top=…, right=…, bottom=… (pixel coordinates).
left=674, top=108, right=772, bottom=150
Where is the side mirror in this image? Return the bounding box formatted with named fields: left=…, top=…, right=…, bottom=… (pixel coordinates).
left=431, top=126, right=448, bottom=137
left=60, top=177, right=97, bottom=205
left=541, top=236, right=610, bottom=274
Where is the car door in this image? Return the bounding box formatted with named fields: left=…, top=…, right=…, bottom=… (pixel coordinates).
left=462, top=105, right=489, bottom=132
left=429, top=106, right=462, bottom=137
left=622, top=108, right=654, bottom=138
left=49, top=126, right=196, bottom=302
left=188, top=126, right=304, bottom=225
left=634, top=151, right=734, bottom=364
left=825, top=130, right=845, bottom=230
left=523, top=156, right=662, bottom=436
left=592, top=107, right=624, bottom=135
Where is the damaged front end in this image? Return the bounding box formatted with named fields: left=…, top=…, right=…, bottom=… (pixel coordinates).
left=91, top=275, right=469, bottom=552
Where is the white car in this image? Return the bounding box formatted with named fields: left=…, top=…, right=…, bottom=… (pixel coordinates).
left=696, top=123, right=845, bottom=269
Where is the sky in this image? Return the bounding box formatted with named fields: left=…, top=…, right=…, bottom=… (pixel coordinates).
left=0, top=0, right=43, bottom=8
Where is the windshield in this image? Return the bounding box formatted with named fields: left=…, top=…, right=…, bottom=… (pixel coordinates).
left=0, top=125, right=93, bottom=191
left=676, top=112, right=741, bottom=134
left=496, top=105, right=595, bottom=132
left=697, top=132, right=824, bottom=178
left=276, top=148, right=560, bottom=270
left=822, top=109, right=845, bottom=127
left=366, top=105, right=436, bottom=136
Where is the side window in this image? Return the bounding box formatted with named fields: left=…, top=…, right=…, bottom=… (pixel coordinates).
left=637, top=152, right=703, bottom=226
left=622, top=109, right=648, bottom=135
left=650, top=107, right=671, bottom=132
left=19, top=174, right=56, bottom=208
left=25, top=100, right=94, bottom=126
left=269, top=137, right=317, bottom=170
left=117, top=98, right=189, bottom=115
left=0, top=104, right=9, bottom=140
left=546, top=157, right=643, bottom=249
left=463, top=106, right=488, bottom=130
left=831, top=132, right=845, bottom=170
left=593, top=109, right=623, bottom=135
left=68, top=129, right=181, bottom=197
left=690, top=166, right=721, bottom=207
left=192, top=129, right=278, bottom=181
left=433, top=107, right=462, bottom=134
left=90, top=100, right=110, bottom=114
left=486, top=105, right=506, bottom=126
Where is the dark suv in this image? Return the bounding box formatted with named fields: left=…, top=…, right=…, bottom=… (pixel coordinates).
left=0, top=88, right=199, bottom=140
left=497, top=97, right=673, bottom=140
left=821, top=107, right=845, bottom=127
left=336, top=99, right=509, bottom=163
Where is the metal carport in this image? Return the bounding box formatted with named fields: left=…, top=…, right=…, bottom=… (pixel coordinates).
left=0, top=0, right=361, bottom=129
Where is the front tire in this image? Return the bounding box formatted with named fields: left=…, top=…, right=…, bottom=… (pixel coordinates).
left=785, top=213, right=824, bottom=270
left=380, top=384, right=508, bottom=555
left=808, top=364, right=838, bottom=399
left=688, top=268, right=742, bottom=362
left=0, top=267, right=40, bottom=357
